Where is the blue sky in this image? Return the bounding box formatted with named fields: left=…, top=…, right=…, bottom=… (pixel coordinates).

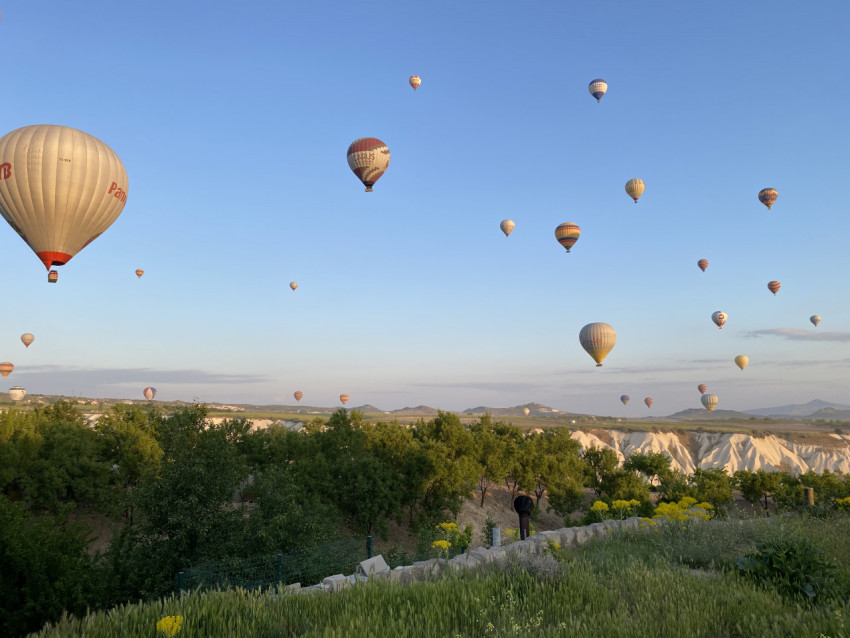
left=1, top=1, right=849, bottom=416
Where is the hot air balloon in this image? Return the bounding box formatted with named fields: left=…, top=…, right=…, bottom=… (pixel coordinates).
left=500, top=219, right=515, bottom=237
left=701, top=393, right=719, bottom=413
left=294, top=391, right=303, bottom=402
left=523, top=407, right=530, bottom=416
left=0, top=125, right=129, bottom=280
left=8, top=386, right=26, bottom=401
left=767, top=281, right=781, bottom=295
left=135, top=269, right=144, bottom=278
left=810, top=315, right=821, bottom=327
left=579, top=322, right=617, bottom=367
left=620, top=395, right=630, bottom=405
left=347, top=138, right=390, bottom=192
left=20, top=333, right=34, bottom=348
left=409, top=75, right=421, bottom=91
left=697, top=259, right=708, bottom=272
left=758, top=188, right=778, bottom=210
left=555, top=222, right=580, bottom=253
left=644, top=397, right=653, bottom=408
left=625, top=178, right=645, bottom=203
left=290, top=282, right=298, bottom=291
left=0, top=362, right=13, bottom=378
left=697, top=384, right=707, bottom=395
left=48, top=270, right=58, bottom=283
left=143, top=387, right=156, bottom=401
left=734, top=355, right=749, bottom=371
left=340, top=394, right=349, bottom=405
left=711, top=311, right=727, bottom=329
left=588, top=79, right=607, bottom=102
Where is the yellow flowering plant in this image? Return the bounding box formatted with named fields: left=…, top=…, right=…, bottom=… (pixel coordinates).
left=156, top=615, right=183, bottom=637
left=432, top=521, right=473, bottom=557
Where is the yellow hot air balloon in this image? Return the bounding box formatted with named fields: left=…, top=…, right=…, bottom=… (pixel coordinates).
left=625, top=178, right=645, bottom=203
left=734, top=355, right=749, bottom=371
left=290, top=282, right=298, bottom=291
left=340, top=394, right=349, bottom=405
left=588, top=79, right=607, bottom=102
left=711, top=311, right=727, bottom=329
left=347, top=138, right=390, bottom=192
left=409, top=75, right=421, bottom=91
left=135, top=269, right=144, bottom=278
left=8, top=386, right=26, bottom=401
left=579, top=322, right=616, bottom=367
left=523, top=407, right=530, bottom=416
left=555, top=222, right=580, bottom=253
left=0, top=125, right=129, bottom=280
left=701, top=393, right=719, bottom=413
left=21, top=333, right=34, bottom=348
left=500, top=219, right=515, bottom=237
left=294, top=391, right=303, bottom=402
left=0, top=362, right=14, bottom=378
left=758, top=188, right=778, bottom=210
left=810, top=315, right=821, bottom=327
left=767, top=280, right=781, bottom=295
left=697, top=259, right=708, bottom=272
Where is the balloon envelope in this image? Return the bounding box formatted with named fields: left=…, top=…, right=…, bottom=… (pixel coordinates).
left=135, top=269, right=144, bottom=278
left=701, top=393, right=719, bottom=413
left=625, top=178, right=645, bottom=203
left=409, top=75, right=421, bottom=90
left=0, top=362, right=13, bottom=378
left=579, top=322, right=616, bottom=367
left=0, top=125, right=129, bottom=275
left=143, top=387, right=156, bottom=401
left=294, top=391, right=303, bottom=402
left=620, top=395, right=630, bottom=405
left=8, top=386, right=26, bottom=401
left=21, top=333, right=34, bottom=348
left=711, top=311, right=727, bottom=329
left=340, top=394, right=349, bottom=405
left=767, top=281, right=781, bottom=295
left=347, top=138, right=390, bottom=192
left=810, top=315, right=821, bottom=327
left=758, top=188, right=778, bottom=210
left=500, top=219, right=515, bottom=237
left=290, top=282, right=298, bottom=291
left=735, top=355, right=749, bottom=371
left=644, top=397, right=653, bottom=408
left=555, top=222, right=580, bottom=252
left=588, top=79, right=607, bottom=102
left=523, top=408, right=530, bottom=416
left=697, top=259, right=708, bottom=272
left=697, top=384, right=707, bottom=395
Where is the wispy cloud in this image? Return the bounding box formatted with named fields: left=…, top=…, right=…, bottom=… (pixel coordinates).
left=743, top=328, right=850, bottom=342
left=15, top=366, right=267, bottom=385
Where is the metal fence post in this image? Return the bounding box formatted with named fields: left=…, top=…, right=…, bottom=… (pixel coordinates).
left=177, top=571, right=184, bottom=592
left=367, top=535, right=372, bottom=559
left=276, top=554, right=283, bottom=583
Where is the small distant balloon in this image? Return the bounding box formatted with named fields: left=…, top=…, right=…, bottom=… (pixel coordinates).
left=697, top=384, right=707, bottom=395
left=294, top=391, right=303, bottom=402
left=711, top=311, right=728, bottom=329
left=135, top=269, right=144, bottom=278
left=0, top=362, right=13, bottom=378
left=758, top=188, right=778, bottom=210
left=143, top=387, right=156, bottom=401
left=523, top=407, right=530, bottom=416
left=579, top=322, right=617, bottom=367
left=644, top=397, right=653, bottom=408
left=625, top=178, right=645, bottom=203
left=290, top=282, right=298, bottom=291
left=767, top=280, right=781, bottom=295
left=697, top=259, right=708, bottom=272
left=588, top=79, right=607, bottom=102
left=8, top=386, right=26, bottom=401
left=340, top=394, right=349, bottom=405
left=810, top=315, right=821, bottom=327
left=409, top=75, right=421, bottom=91
left=735, top=355, right=749, bottom=371
left=620, top=395, right=630, bottom=405
left=500, top=219, right=515, bottom=237
left=21, top=333, right=34, bottom=348
left=555, top=222, right=581, bottom=253
left=347, top=138, right=390, bottom=192
left=701, top=393, right=719, bottom=413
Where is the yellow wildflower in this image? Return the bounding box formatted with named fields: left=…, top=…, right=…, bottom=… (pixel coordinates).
left=432, top=539, right=451, bottom=551
left=590, top=501, right=609, bottom=512
left=157, top=616, right=183, bottom=637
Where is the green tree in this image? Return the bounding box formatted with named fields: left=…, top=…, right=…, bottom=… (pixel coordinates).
left=623, top=451, right=671, bottom=487
left=735, top=469, right=782, bottom=513
left=657, top=469, right=691, bottom=503
left=468, top=415, right=509, bottom=507
left=582, top=446, right=619, bottom=498
left=691, top=467, right=733, bottom=510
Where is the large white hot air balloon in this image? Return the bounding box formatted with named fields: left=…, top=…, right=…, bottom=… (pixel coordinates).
left=500, top=219, right=515, bottom=237
left=701, top=393, right=719, bottom=413
left=8, top=386, right=26, bottom=401
left=0, top=125, right=129, bottom=282
left=579, top=322, right=617, bottom=367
